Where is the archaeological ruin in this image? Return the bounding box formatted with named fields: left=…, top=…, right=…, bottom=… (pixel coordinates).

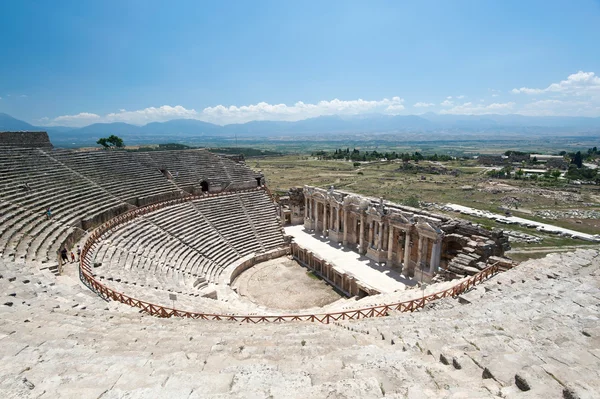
left=275, top=186, right=513, bottom=298
left=0, top=132, right=598, bottom=398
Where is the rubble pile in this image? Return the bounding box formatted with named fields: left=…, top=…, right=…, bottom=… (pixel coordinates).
left=534, top=209, right=600, bottom=220
left=479, top=182, right=583, bottom=203
left=504, top=230, right=543, bottom=244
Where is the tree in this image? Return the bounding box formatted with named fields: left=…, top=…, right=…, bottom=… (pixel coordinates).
left=515, top=169, right=524, bottom=179
left=97, top=135, right=124, bottom=149
left=551, top=169, right=561, bottom=179
left=571, top=151, right=583, bottom=168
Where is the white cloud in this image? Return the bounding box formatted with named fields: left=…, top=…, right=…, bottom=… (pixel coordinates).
left=43, top=96, right=407, bottom=127
left=385, top=104, right=406, bottom=114
left=440, top=102, right=515, bottom=115
left=19, top=94, right=27, bottom=98
left=509, top=71, right=600, bottom=116
left=201, top=97, right=405, bottom=124
left=512, top=71, right=600, bottom=95
left=38, top=72, right=600, bottom=127
left=511, top=87, right=542, bottom=94
left=413, top=102, right=435, bottom=108
left=105, top=105, right=198, bottom=125
left=51, top=112, right=101, bottom=126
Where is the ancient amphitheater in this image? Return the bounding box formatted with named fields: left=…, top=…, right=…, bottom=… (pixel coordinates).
left=0, top=132, right=598, bottom=398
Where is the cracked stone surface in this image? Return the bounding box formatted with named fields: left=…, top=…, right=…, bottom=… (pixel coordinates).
left=0, top=249, right=599, bottom=398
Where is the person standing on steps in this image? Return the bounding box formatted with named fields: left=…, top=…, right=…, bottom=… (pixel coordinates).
left=70, top=251, right=76, bottom=263
left=60, top=247, right=68, bottom=264
left=76, top=245, right=81, bottom=261
left=46, top=207, right=52, bottom=219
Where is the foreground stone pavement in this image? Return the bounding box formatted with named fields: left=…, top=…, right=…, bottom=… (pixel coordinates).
left=1, top=249, right=598, bottom=398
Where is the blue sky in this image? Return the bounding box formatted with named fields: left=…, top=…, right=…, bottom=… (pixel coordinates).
left=1, top=0, right=599, bottom=126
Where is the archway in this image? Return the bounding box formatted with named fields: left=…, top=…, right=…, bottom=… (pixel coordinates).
left=200, top=180, right=209, bottom=192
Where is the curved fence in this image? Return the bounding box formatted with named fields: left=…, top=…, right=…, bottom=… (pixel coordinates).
left=79, top=187, right=507, bottom=324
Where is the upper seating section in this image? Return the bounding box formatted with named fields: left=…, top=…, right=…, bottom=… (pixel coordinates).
left=134, top=149, right=262, bottom=192
left=0, top=131, right=53, bottom=148
left=51, top=149, right=181, bottom=204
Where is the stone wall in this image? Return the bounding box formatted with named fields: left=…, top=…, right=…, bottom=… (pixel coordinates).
left=302, top=185, right=510, bottom=281
left=226, top=247, right=291, bottom=284
left=0, top=131, right=53, bottom=148
left=291, top=242, right=380, bottom=298
left=277, top=187, right=305, bottom=225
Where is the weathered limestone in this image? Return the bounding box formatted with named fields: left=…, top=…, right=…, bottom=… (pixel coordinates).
left=1, top=137, right=596, bottom=398
left=0, top=147, right=265, bottom=273
left=0, top=249, right=598, bottom=398
left=300, top=186, right=509, bottom=282
left=0, top=131, right=53, bottom=148
left=90, top=190, right=286, bottom=302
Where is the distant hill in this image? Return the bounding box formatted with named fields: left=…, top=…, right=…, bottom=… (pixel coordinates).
left=0, top=113, right=40, bottom=131
left=0, top=112, right=599, bottom=147
left=143, top=119, right=223, bottom=135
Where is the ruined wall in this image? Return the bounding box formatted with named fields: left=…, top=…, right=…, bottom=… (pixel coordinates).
left=0, top=131, right=53, bottom=148
left=277, top=187, right=305, bottom=225
left=291, top=242, right=379, bottom=298
left=302, top=185, right=512, bottom=281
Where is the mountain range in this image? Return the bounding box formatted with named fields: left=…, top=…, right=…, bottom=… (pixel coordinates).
left=1, top=112, right=599, bottom=147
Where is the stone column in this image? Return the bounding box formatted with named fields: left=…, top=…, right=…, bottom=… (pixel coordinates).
left=429, top=239, right=441, bottom=274
left=387, top=225, right=394, bottom=263
left=377, top=221, right=383, bottom=250
left=331, top=206, right=336, bottom=231
left=368, top=220, right=374, bottom=249
left=423, top=238, right=431, bottom=270
left=304, top=197, right=308, bottom=218
left=323, top=204, right=327, bottom=235
left=343, top=209, right=348, bottom=245
left=314, top=201, right=319, bottom=231
left=336, top=207, right=341, bottom=232
left=416, top=236, right=423, bottom=269
left=403, top=231, right=411, bottom=268
left=359, top=214, right=365, bottom=253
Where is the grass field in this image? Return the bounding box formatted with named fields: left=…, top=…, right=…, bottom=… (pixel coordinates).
left=253, top=155, right=600, bottom=256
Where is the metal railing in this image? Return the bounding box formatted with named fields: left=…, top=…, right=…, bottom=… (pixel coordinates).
left=79, top=188, right=507, bottom=324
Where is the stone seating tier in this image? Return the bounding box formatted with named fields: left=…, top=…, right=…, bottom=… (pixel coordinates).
left=135, top=149, right=261, bottom=190
left=89, top=190, right=286, bottom=302
left=0, top=147, right=263, bottom=271
left=3, top=250, right=597, bottom=397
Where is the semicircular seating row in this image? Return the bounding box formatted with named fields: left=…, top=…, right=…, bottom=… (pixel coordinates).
left=0, top=146, right=263, bottom=274
left=89, top=190, right=285, bottom=300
